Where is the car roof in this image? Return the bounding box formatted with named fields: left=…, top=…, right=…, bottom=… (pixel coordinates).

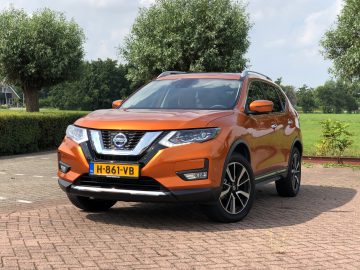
left=156, top=73, right=242, bottom=80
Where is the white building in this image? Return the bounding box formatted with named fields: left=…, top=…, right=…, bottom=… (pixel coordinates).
left=0, top=83, right=21, bottom=107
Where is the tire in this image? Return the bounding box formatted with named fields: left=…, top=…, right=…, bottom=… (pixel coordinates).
left=67, top=193, right=116, bottom=212
left=275, top=148, right=301, bottom=197
left=203, top=154, right=255, bottom=223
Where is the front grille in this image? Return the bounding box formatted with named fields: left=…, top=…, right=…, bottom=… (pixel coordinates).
left=75, top=175, right=164, bottom=191
left=102, top=130, right=146, bottom=150
left=80, top=131, right=166, bottom=164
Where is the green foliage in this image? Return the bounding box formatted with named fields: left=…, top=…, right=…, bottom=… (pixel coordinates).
left=275, top=77, right=297, bottom=106
left=320, top=0, right=360, bottom=81
left=300, top=113, right=360, bottom=157
left=41, top=59, right=131, bottom=111
left=0, top=111, right=87, bottom=155
left=0, top=8, right=85, bottom=112
left=297, top=85, right=317, bottom=113
left=121, top=0, right=251, bottom=86
left=316, top=119, right=353, bottom=161
left=315, top=80, right=359, bottom=113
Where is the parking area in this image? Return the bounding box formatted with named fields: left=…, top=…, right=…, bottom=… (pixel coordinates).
left=0, top=151, right=360, bottom=269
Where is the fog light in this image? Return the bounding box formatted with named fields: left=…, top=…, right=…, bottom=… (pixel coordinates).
left=183, top=171, right=208, bottom=180
left=59, top=161, right=71, bottom=173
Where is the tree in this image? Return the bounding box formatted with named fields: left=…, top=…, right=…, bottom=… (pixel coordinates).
left=320, top=0, right=360, bottom=81
left=275, top=77, right=297, bottom=106
left=42, top=59, right=131, bottom=111
left=315, top=81, right=342, bottom=113
left=121, top=0, right=251, bottom=86
left=315, top=80, right=358, bottom=113
left=0, top=8, right=85, bottom=112
left=297, top=85, right=316, bottom=113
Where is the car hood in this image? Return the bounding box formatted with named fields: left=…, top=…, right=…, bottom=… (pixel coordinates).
left=75, top=109, right=233, bottom=130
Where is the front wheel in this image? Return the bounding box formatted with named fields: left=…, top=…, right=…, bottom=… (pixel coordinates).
left=67, top=193, right=117, bottom=212
left=203, top=154, right=255, bottom=223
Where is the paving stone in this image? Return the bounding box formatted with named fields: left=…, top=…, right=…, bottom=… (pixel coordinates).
left=1, top=152, right=360, bottom=269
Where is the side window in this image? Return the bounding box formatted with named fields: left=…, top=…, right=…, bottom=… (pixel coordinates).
left=264, top=84, right=283, bottom=113
left=276, top=88, right=287, bottom=111
left=246, top=80, right=267, bottom=110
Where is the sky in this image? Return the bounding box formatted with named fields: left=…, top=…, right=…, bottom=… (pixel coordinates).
left=0, top=0, right=343, bottom=88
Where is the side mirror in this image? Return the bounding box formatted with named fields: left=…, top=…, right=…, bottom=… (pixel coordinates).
left=112, top=100, right=123, bottom=109
left=249, top=100, right=273, bottom=113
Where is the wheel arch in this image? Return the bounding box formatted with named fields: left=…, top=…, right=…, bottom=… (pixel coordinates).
left=291, top=139, right=303, bottom=156
left=214, top=139, right=252, bottom=197
left=223, top=139, right=252, bottom=171
left=227, top=139, right=251, bottom=164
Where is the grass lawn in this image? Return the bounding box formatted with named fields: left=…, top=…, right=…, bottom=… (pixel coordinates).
left=300, top=113, right=360, bottom=157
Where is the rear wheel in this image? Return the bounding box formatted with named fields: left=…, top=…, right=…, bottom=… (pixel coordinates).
left=203, top=154, right=255, bottom=222
left=275, top=148, right=301, bottom=197
left=67, top=193, right=116, bottom=212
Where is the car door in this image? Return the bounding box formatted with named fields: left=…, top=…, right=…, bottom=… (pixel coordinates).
left=262, top=84, right=290, bottom=171
left=271, top=86, right=296, bottom=169
left=242, top=80, right=279, bottom=176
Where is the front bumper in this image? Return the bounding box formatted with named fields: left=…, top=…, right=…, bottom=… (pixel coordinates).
left=57, top=128, right=229, bottom=203
left=59, top=178, right=220, bottom=203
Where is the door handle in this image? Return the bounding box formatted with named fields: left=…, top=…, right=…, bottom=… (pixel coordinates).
left=271, top=124, right=278, bottom=129
left=288, top=119, right=293, bottom=125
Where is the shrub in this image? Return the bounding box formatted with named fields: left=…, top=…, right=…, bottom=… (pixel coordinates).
left=0, top=111, right=87, bottom=155
left=316, top=119, right=353, bottom=163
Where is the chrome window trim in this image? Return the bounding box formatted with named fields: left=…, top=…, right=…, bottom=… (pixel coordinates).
left=89, top=130, right=162, bottom=156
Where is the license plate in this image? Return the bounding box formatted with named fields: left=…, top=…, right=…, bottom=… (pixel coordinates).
left=89, top=163, right=139, bottom=178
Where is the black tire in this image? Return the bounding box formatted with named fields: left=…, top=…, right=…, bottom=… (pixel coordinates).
left=203, top=154, right=255, bottom=223
left=67, top=193, right=116, bottom=212
left=276, top=148, right=301, bottom=197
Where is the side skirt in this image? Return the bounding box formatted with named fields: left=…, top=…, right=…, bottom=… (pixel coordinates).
left=254, top=168, right=287, bottom=185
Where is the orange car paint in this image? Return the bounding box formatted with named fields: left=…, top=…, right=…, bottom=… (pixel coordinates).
left=58, top=73, right=301, bottom=193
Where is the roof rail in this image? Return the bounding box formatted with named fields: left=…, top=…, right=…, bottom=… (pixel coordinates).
left=241, top=70, right=272, bottom=81
left=157, top=71, right=187, bottom=78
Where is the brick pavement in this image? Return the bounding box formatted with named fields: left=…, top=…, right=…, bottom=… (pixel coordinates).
left=0, top=152, right=360, bottom=269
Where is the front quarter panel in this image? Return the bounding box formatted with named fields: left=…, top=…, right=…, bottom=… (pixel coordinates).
left=58, top=138, right=89, bottom=182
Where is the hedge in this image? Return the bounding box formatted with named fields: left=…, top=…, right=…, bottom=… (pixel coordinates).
left=0, top=111, right=87, bottom=156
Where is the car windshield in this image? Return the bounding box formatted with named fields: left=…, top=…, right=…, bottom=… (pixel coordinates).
left=120, top=79, right=241, bottom=110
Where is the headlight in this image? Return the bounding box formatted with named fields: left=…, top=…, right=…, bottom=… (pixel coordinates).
left=159, top=128, right=220, bottom=147
left=66, top=125, right=88, bottom=144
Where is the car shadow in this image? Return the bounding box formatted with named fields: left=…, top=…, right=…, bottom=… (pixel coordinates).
left=86, top=184, right=357, bottom=231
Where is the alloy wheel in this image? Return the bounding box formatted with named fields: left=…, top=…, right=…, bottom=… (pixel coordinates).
left=291, top=153, right=301, bottom=191
left=219, top=162, right=251, bottom=214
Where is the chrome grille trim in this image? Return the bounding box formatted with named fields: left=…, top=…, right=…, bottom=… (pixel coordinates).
left=89, top=130, right=162, bottom=156
left=101, top=130, right=145, bottom=150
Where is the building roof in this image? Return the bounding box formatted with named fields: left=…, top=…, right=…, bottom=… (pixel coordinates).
left=0, top=82, right=21, bottom=99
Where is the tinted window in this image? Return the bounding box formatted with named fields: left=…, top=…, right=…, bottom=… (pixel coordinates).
left=246, top=81, right=284, bottom=113
left=276, top=88, right=286, bottom=111
left=121, top=79, right=241, bottom=110
left=246, top=81, right=267, bottom=110
left=265, top=85, right=283, bottom=112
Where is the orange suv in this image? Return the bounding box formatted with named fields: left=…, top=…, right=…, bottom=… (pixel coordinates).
left=58, top=71, right=302, bottom=222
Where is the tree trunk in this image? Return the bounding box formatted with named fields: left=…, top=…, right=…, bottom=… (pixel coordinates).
left=23, top=86, right=40, bottom=112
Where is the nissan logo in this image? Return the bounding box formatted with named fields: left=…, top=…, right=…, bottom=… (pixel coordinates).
left=113, top=133, right=128, bottom=148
